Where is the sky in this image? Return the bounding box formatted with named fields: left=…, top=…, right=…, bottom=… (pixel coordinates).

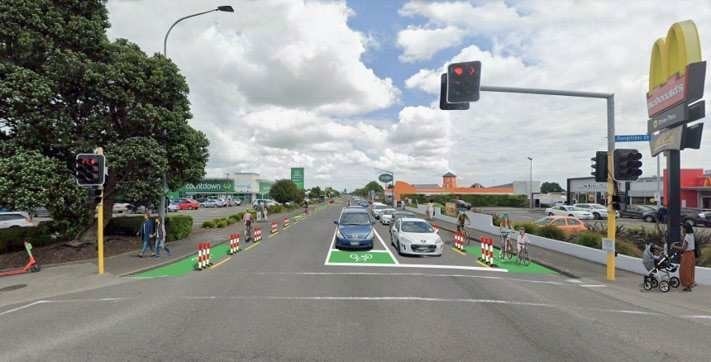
left=106, top=0, right=711, bottom=191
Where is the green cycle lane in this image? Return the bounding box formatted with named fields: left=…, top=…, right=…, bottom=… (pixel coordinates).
left=133, top=242, right=233, bottom=278
left=462, top=245, right=555, bottom=274
left=328, top=250, right=396, bottom=264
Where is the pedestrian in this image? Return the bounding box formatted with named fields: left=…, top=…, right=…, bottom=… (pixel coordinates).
left=672, top=223, right=696, bottom=291
left=304, top=199, right=309, bottom=214
left=243, top=211, right=253, bottom=242
left=427, top=202, right=433, bottom=220
left=137, top=212, right=155, bottom=257
left=153, top=217, right=170, bottom=257
left=263, top=203, right=269, bottom=220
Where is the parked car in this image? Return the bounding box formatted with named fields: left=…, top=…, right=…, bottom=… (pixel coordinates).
left=252, top=198, right=279, bottom=208
left=681, top=208, right=711, bottom=227
left=112, top=203, right=132, bottom=215
left=619, top=205, right=658, bottom=222
left=0, top=211, right=34, bottom=229
left=168, top=201, right=180, bottom=212
left=379, top=208, right=397, bottom=225
left=545, top=205, right=594, bottom=220
left=390, top=218, right=443, bottom=256
left=201, top=199, right=221, bottom=208
left=177, top=198, right=200, bottom=210
left=573, top=203, right=609, bottom=220
left=334, top=207, right=374, bottom=250
left=534, top=216, right=588, bottom=235
left=225, top=198, right=241, bottom=207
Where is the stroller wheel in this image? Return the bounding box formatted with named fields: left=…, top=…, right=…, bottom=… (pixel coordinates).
left=659, top=280, right=670, bottom=293
left=643, top=279, right=653, bottom=291
left=669, top=277, right=680, bottom=289
left=651, top=278, right=659, bottom=289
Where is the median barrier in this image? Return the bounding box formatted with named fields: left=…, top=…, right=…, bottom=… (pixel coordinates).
left=479, top=236, right=495, bottom=266
left=453, top=232, right=465, bottom=252
left=406, top=206, right=711, bottom=285
left=196, top=242, right=212, bottom=270
left=284, top=217, right=290, bottom=228
left=228, top=234, right=240, bottom=255
left=253, top=228, right=263, bottom=242
left=271, top=222, right=278, bottom=234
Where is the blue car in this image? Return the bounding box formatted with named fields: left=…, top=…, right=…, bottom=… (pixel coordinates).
left=334, top=208, right=374, bottom=250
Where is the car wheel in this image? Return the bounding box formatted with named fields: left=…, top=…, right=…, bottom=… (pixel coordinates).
left=644, top=216, right=654, bottom=223
left=593, top=212, right=601, bottom=220
left=548, top=212, right=554, bottom=216
left=568, top=214, right=574, bottom=217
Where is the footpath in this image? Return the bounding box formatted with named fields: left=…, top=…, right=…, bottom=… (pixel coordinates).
left=417, top=211, right=711, bottom=318
left=0, top=204, right=331, bottom=309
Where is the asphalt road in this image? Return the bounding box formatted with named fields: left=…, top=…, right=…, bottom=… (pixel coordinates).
left=2, top=202, right=711, bottom=361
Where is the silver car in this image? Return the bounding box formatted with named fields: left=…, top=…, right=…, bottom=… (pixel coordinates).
left=390, top=218, right=443, bottom=256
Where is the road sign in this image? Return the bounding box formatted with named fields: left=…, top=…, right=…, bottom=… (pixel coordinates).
left=290, top=167, right=304, bottom=190
left=614, top=134, right=649, bottom=142
left=649, top=125, right=684, bottom=156
left=378, top=173, right=393, bottom=183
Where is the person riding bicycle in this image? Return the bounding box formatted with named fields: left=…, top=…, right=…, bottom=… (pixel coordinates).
left=304, top=199, right=309, bottom=215
left=499, top=213, right=514, bottom=257
left=516, top=226, right=529, bottom=256
left=243, top=212, right=253, bottom=242
left=456, top=211, right=470, bottom=233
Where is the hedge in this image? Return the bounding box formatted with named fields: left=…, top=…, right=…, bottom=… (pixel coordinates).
left=537, top=225, right=566, bottom=241
left=512, top=221, right=539, bottom=236
left=267, top=205, right=283, bottom=214
left=0, top=221, right=67, bottom=253
left=166, top=215, right=192, bottom=241
left=202, top=220, right=215, bottom=229
left=106, top=215, right=193, bottom=242
left=573, top=231, right=602, bottom=248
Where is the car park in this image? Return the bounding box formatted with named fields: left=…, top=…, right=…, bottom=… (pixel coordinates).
left=390, top=218, right=443, bottom=256
left=574, top=203, right=609, bottom=220
left=534, top=216, right=588, bottom=235
left=177, top=198, right=200, bottom=210
left=379, top=208, right=396, bottom=225
left=545, top=205, right=594, bottom=220
left=334, top=207, right=374, bottom=250
left=0, top=211, right=34, bottom=229
left=201, top=199, right=221, bottom=208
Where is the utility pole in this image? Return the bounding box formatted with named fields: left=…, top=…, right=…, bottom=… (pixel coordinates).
left=95, top=147, right=105, bottom=275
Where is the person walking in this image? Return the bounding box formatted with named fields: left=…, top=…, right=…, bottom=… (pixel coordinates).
left=153, top=217, right=170, bottom=257
left=263, top=203, right=269, bottom=221
left=137, top=212, right=155, bottom=257
left=673, top=223, right=696, bottom=291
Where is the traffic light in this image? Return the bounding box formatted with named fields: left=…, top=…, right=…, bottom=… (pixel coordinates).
left=446, top=61, right=481, bottom=103
left=439, top=74, right=469, bottom=110
left=591, top=151, right=608, bottom=182
left=611, top=194, right=622, bottom=211
left=613, top=149, right=643, bottom=181
left=75, top=153, right=105, bottom=186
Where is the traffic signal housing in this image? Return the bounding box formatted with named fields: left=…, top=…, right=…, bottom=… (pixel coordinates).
left=613, top=149, right=643, bottom=181
left=75, top=153, right=105, bottom=186
left=447, top=61, right=481, bottom=103
left=439, top=74, right=469, bottom=110
left=591, top=151, right=608, bottom=183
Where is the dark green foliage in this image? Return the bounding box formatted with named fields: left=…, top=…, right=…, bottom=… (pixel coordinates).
left=165, top=214, right=191, bottom=241
left=575, top=232, right=602, bottom=248
left=105, top=216, right=145, bottom=236
left=267, top=204, right=283, bottom=214
left=269, top=179, right=301, bottom=204
left=512, top=222, right=539, bottom=236
left=540, top=182, right=564, bottom=193
left=538, top=225, right=566, bottom=240
left=0, top=221, right=68, bottom=253
left=215, top=219, right=227, bottom=228
left=202, top=220, right=215, bottom=228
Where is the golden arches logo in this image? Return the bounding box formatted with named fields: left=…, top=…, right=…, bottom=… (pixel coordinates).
left=647, top=20, right=703, bottom=117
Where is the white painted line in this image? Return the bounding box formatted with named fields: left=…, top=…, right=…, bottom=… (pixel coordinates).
left=0, top=300, right=46, bottom=317
left=580, top=284, right=607, bottom=288
left=324, top=262, right=508, bottom=272
left=324, top=229, right=337, bottom=265
left=252, top=271, right=563, bottom=285
left=373, top=228, right=399, bottom=264
left=683, top=315, right=711, bottom=320
left=566, top=279, right=583, bottom=284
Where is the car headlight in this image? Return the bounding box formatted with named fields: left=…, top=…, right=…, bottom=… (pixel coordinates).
left=336, top=229, right=344, bottom=239
left=367, top=229, right=374, bottom=239
left=699, top=213, right=705, bottom=218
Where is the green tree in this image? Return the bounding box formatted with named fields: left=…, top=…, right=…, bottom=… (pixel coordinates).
left=540, top=182, right=564, bottom=193
left=270, top=179, right=301, bottom=204
left=308, top=186, right=322, bottom=199
left=0, top=1, right=208, bottom=240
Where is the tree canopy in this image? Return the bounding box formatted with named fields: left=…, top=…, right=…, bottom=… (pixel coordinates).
left=352, top=181, right=384, bottom=197
left=270, top=179, right=303, bottom=204
left=540, top=182, right=565, bottom=193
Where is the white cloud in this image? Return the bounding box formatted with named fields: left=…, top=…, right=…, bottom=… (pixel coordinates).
left=397, top=26, right=466, bottom=62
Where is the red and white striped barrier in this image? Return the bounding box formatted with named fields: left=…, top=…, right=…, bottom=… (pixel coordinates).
left=253, top=228, right=263, bottom=242
left=453, top=232, right=465, bottom=252
left=283, top=217, right=290, bottom=228
left=479, top=236, right=495, bottom=266
left=228, top=233, right=240, bottom=255
left=271, top=221, right=278, bottom=234
left=196, top=242, right=212, bottom=270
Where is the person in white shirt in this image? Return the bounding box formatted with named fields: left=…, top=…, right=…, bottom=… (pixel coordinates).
left=673, top=223, right=696, bottom=291
left=516, top=227, right=529, bottom=255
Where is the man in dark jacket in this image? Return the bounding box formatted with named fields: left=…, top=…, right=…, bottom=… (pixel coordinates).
left=137, top=212, right=155, bottom=257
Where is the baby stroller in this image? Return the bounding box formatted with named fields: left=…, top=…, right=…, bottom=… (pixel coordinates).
left=641, top=244, right=680, bottom=292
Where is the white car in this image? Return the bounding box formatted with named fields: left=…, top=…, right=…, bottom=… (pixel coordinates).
left=390, top=218, right=443, bottom=256
left=379, top=208, right=396, bottom=225
left=0, top=211, right=34, bottom=229
left=112, top=203, right=132, bottom=215
left=545, top=205, right=594, bottom=220
left=371, top=203, right=388, bottom=219
left=574, top=203, right=609, bottom=220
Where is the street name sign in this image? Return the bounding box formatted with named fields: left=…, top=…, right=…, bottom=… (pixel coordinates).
left=615, top=134, right=650, bottom=142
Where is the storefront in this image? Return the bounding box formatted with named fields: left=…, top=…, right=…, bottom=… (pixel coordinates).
left=665, top=169, right=711, bottom=209
left=566, top=176, right=660, bottom=206
left=170, top=178, right=238, bottom=202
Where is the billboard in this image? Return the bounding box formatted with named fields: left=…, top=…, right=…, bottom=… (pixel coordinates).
left=178, top=179, right=234, bottom=194
left=291, top=168, right=304, bottom=190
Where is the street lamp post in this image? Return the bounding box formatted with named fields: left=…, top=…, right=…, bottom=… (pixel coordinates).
left=528, top=157, right=533, bottom=208
left=159, top=5, right=234, bottom=228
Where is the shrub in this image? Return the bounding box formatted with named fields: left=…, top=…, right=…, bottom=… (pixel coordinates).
left=575, top=231, right=602, bottom=248
left=492, top=214, right=501, bottom=227
left=225, top=217, right=236, bottom=225
left=215, top=219, right=228, bottom=228
left=228, top=214, right=241, bottom=224
left=512, top=222, right=539, bottom=236
left=106, top=216, right=144, bottom=236
left=202, top=220, right=215, bottom=228
left=616, top=240, right=642, bottom=258
left=268, top=204, right=283, bottom=214
left=698, top=246, right=711, bottom=267
left=538, top=224, right=566, bottom=240
left=0, top=221, right=67, bottom=253
left=166, top=215, right=192, bottom=241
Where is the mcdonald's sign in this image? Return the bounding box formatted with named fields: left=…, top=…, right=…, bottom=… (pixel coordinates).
left=646, top=20, right=706, bottom=119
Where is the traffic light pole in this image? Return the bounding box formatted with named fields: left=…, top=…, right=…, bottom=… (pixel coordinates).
left=95, top=147, right=105, bottom=275
left=479, top=86, right=617, bottom=280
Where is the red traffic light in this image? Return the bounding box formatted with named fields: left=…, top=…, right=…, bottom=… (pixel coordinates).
left=453, top=67, right=463, bottom=76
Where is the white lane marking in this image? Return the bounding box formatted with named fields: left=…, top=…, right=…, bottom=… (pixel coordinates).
left=373, top=228, right=399, bottom=264
left=324, top=262, right=507, bottom=272
left=324, top=229, right=337, bottom=265
left=580, top=284, right=607, bottom=288
left=683, top=315, right=711, bottom=320
left=251, top=271, right=563, bottom=285
left=566, top=279, right=583, bottom=284
left=0, top=301, right=46, bottom=317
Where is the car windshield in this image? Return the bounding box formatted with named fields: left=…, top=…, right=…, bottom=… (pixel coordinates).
left=340, top=213, right=371, bottom=225
left=401, top=221, right=433, bottom=233
left=572, top=207, right=588, bottom=212
left=535, top=217, right=553, bottom=225
left=382, top=209, right=395, bottom=215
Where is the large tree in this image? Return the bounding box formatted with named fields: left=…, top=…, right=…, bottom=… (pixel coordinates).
left=270, top=179, right=301, bottom=204
left=540, top=182, right=564, bottom=193
left=0, top=0, right=208, bottom=240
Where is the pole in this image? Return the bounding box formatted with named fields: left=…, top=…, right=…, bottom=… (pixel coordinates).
left=95, top=147, right=105, bottom=275
left=528, top=157, right=533, bottom=208
left=656, top=155, right=661, bottom=207
left=667, top=151, right=681, bottom=250
left=606, top=95, right=616, bottom=281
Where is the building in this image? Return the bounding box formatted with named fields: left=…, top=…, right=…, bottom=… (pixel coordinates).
left=393, top=172, right=540, bottom=201
left=567, top=168, right=711, bottom=208
left=170, top=172, right=271, bottom=203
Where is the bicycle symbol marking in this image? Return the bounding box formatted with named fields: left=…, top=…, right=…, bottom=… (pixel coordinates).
left=349, top=253, right=373, bottom=263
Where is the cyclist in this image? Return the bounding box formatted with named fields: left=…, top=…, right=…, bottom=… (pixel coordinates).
left=243, top=211, right=253, bottom=242
left=304, top=199, right=309, bottom=215
left=499, top=213, right=514, bottom=259
left=516, top=226, right=530, bottom=263
left=456, top=211, right=470, bottom=233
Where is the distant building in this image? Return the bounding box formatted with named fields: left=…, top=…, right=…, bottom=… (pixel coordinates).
left=393, top=172, right=540, bottom=201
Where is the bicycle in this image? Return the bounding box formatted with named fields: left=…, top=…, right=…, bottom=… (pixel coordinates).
left=517, top=243, right=530, bottom=265
left=244, top=222, right=253, bottom=243
left=499, top=230, right=515, bottom=261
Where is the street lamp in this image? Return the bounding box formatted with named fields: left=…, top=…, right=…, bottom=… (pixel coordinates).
left=527, top=156, right=533, bottom=208
left=159, top=6, right=234, bottom=228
